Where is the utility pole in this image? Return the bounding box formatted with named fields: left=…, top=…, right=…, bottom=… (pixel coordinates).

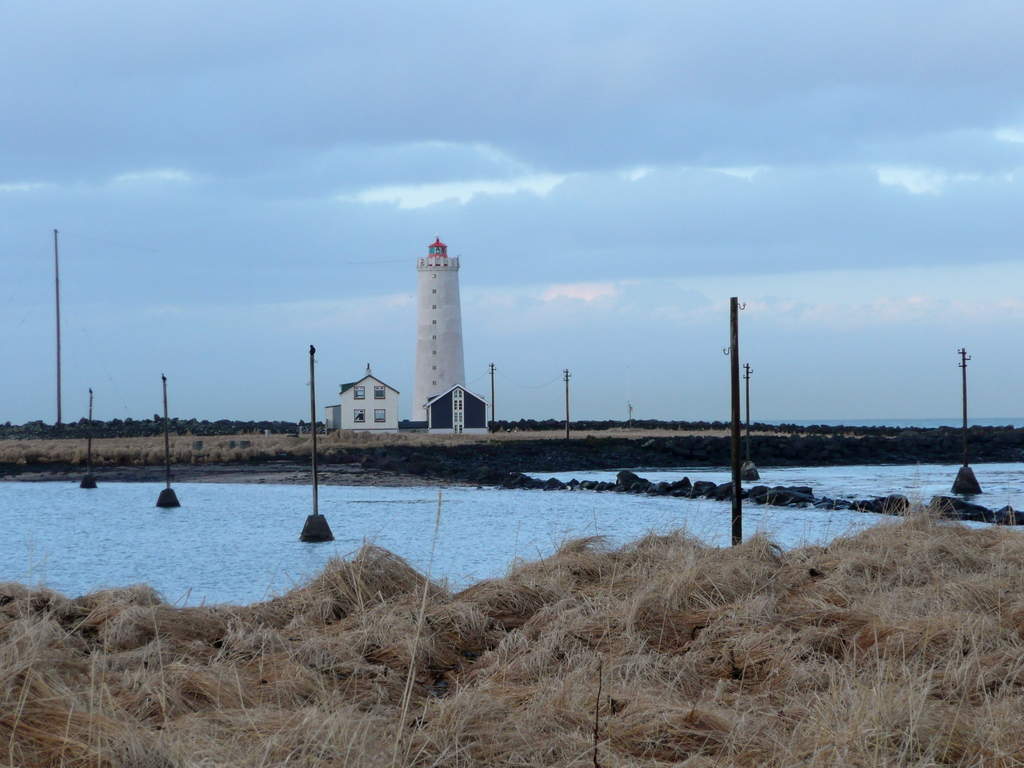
left=627, top=366, right=633, bottom=429
left=741, top=363, right=759, bottom=480
left=489, top=363, right=496, bottom=429
left=300, top=345, right=334, bottom=541
left=54, top=230, right=62, bottom=426
left=563, top=369, right=571, bottom=440
left=728, top=298, right=742, bottom=545
left=952, top=348, right=982, bottom=494
left=156, top=375, right=180, bottom=507
left=80, top=388, right=97, bottom=488
left=743, top=364, right=752, bottom=462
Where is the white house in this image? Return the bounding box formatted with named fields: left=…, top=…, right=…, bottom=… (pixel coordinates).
left=325, top=365, right=400, bottom=433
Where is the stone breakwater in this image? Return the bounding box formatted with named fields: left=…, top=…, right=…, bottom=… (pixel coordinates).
left=498, top=469, right=1024, bottom=526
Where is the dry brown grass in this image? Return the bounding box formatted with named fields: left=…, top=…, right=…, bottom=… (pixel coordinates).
left=3, top=510, right=1024, bottom=766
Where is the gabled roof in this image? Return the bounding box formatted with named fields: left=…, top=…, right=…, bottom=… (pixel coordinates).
left=341, top=374, right=400, bottom=395
left=424, top=383, right=488, bottom=408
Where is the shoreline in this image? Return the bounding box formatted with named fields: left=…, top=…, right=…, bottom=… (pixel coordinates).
left=0, top=460, right=461, bottom=487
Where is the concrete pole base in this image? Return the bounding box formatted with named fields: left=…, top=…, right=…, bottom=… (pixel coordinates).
left=157, top=488, right=181, bottom=508
left=300, top=514, right=334, bottom=542
left=952, top=465, right=982, bottom=495
left=79, top=474, right=97, bottom=489
left=741, top=461, right=760, bottom=481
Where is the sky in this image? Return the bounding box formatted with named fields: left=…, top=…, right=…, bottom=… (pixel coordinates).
left=2, top=0, right=1024, bottom=425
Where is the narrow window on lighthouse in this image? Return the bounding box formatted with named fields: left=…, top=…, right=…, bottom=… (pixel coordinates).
left=432, top=305, right=437, bottom=309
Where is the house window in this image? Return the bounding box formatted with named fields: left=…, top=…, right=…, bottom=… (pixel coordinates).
left=354, top=386, right=365, bottom=399
left=373, top=386, right=385, bottom=399
left=353, top=409, right=365, bottom=423
left=374, top=409, right=386, bottom=423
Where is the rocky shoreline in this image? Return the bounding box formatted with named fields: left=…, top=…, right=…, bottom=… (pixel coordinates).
left=4, top=431, right=1022, bottom=524
left=505, top=468, right=1023, bottom=526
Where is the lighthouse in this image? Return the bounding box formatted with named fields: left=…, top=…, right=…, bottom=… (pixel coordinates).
left=413, top=237, right=466, bottom=415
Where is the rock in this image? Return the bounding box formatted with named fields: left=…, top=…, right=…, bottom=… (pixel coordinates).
left=714, top=482, right=734, bottom=500
left=994, top=506, right=1024, bottom=525
left=691, top=480, right=718, bottom=498
left=877, top=494, right=910, bottom=515
left=930, top=495, right=994, bottom=522
left=616, top=470, right=641, bottom=485
left=741, top=461, right=760, bottom=481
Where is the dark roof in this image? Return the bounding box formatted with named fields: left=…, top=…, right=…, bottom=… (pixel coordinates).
left=425, top=383, right=489, bottom=406
left=429, top=237, right=446, bottom=249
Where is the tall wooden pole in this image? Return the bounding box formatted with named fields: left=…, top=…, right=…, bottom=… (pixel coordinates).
left=54, top=230, right=62, bottom=425
left=299, top=345, right=333, bottom=541
left=309, top=345, right=319, bottom=517
left=952, top=348, right=982, bottom=494
left=730, top=298, right=742, bottom=546
left=959, top=348, right=970, bottom=466
left=162, top=375, right=171, bottom=489
left=743, top=363, right=752, bottom=463
left=563, top=369, right=571, bottom=440
left=489, top=363, right=496, bottom=428
left=80, top=388, right=97, bottom=488
left=156, top=375, right=180, bottom=506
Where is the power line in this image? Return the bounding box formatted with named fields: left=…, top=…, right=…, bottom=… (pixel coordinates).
left=496, top=370, right=562, bottom=389
left=60, top=231, right=163, bottom=254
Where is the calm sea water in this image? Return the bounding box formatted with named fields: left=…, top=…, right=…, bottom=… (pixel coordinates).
left=2, top=462, right=1020, bottom=606
left=764, top=418, right=1024, bottom=429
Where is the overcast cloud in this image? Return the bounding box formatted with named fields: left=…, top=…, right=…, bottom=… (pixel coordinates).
left=2, top=0, right=1023, bottom=424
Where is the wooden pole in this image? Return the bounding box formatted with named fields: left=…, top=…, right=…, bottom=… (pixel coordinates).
left=299, top=345, right=333, bottom=541
left=80, top=388, right=97, bottom=488
left=489, top=362, right=496, bottom=429
left=156, top=375, right=180, bottom=506
left=959, top=348, right=969, bottom=466
left=743, top=363, right=752, bottom=463
left=563, top=369, right=571, bottom=440
left=54, top=230, right=62, bottom=425
left=310, top=345, right=319, bottom=517
left=952, top=348, right=982, bottom=494
left=162, top=375, right=171, bottom=489
left=730, top=298, right=742, bottom=546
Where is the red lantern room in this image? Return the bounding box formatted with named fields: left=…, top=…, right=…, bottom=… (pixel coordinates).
left=428, top=237, right=447, bottom=257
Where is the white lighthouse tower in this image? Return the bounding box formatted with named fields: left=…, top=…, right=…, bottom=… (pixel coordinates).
left=413, top=237, right=466, bottom=416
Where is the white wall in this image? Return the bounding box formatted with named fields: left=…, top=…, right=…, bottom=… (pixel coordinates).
left=339, top=375, right=399, bottom=432
left=413, top=249, right=466, bottom=415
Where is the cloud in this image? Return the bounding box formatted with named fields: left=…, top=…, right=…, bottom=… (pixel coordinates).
left=349, top=174, right=568, bottom=209
left=540, top=282, right=618, bottom=303
left=876, top=166, right=949, bottom=194
left=995, top=127, right=1024, bottom=143
left=0, top=182, right=47, bottom=193
left=114, top=169, right=193, bottom=184
left=713, top=166, right=767, bottom=180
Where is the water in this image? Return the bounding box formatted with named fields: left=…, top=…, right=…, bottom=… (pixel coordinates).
left=763, top=417, right=1024, bottom=429
left=2, top=462, right=1020, bottom=605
